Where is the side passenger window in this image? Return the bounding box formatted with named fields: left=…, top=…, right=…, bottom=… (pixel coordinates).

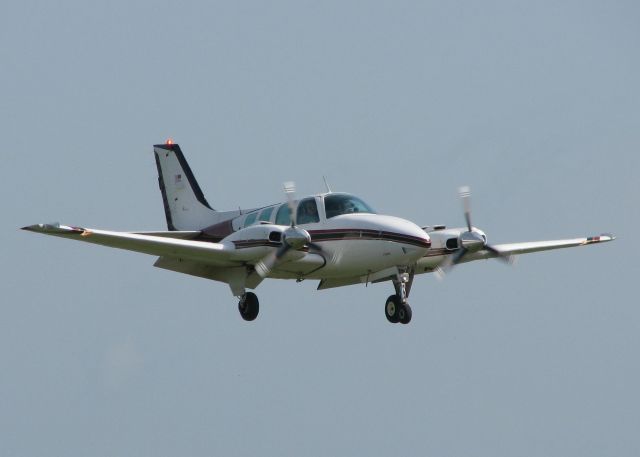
left=244, top=212, right=258, bottom=227
left=259, top=207, right=274, bottom=222
left=275, top=204, right=291, bottom=226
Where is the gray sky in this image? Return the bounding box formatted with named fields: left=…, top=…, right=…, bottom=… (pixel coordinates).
left=2, top=1, right=639, bottom=456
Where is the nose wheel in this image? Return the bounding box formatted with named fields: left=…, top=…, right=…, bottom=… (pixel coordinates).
left=384, top=271, right=414, bottom=324
left=238, top=292, right=259, bottom=321
left=385, top=295, right=412, bottom=324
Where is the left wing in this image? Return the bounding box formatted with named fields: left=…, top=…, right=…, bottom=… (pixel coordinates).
left=22, top=223, right=240, bottom=267
left=463, top=233, right=615, bottom=262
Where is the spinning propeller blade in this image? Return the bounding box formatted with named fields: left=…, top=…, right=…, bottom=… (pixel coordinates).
left=254, top=244, right=290, bottom=278
left=283, top=181, right=297, bottom=226
left=484, top=244, right=515, bottom=265
left=459, top=186, right=473, bottom=232
left=254, top=181, right=321, bottom=278
left=437, top=186, right=514, bottom=278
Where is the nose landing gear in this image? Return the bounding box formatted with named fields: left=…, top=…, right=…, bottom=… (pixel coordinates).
left=384, top=271, right=413, bottom=324
left=385, top=295, right=412, bottom=324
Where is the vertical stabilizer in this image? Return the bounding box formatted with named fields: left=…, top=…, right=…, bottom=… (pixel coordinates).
left=154, top=143, right=220, bottom=230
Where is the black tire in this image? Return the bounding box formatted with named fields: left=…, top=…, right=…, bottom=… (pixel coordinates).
left=239, top=292, right=259, bottom=321
left=399, top=303, right=412, bottom=324
left=385, top=295, right=401, bottom=323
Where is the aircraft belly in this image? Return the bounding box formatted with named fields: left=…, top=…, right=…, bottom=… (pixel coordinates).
left=416, top=254, right=446, bottom=272
left=270, top=253, right=326, bottom=278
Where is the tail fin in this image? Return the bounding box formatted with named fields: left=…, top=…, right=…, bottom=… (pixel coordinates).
left=154, top=143, right=220, bottom=230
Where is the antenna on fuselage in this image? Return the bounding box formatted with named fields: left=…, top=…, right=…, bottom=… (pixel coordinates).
left=322, top=176, right=332, bottom=193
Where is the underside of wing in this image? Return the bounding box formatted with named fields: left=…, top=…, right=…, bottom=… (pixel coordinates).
left=153, top=256, right=255, bottom=286
left=131, top=230, right=202, bottom=239
left=22, top=223, right=240, bottom=268
left=155, top=251, right=326, bottom=284
left=317, top=276, right=363, bottom=290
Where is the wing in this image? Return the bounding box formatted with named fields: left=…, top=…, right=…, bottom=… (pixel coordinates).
left=22, top=223, right=240, bottom=267
left=463, top=233, right=615, bottom=262
left=22, top=223, right=327, bottom=281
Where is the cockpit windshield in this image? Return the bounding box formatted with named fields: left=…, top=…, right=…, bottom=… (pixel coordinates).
left=324, top=194, right=376, bottom=219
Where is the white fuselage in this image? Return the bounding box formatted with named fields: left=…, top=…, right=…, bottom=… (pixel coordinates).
left=303, top=213, right=431, bottom=278
left=221, top=194, right=431, bottom=281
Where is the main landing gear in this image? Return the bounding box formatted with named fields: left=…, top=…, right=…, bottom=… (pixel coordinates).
left=238, top=292, right=259, bottom=321
left=237, top=271, right=415, bottom=324
left=384, top=271, right=413, bottom=324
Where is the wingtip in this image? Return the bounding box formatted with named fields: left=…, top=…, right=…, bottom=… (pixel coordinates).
left=20, top=223, right=85, bottom=235
left=594, top=233, right=615, bottom=242
left=21, top=223, right=57, bottom=232
left=584, top=233, right=615, bottom=245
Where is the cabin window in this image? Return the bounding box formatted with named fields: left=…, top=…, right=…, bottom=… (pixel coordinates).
left=296, top=198, right=320, bottom=224
left=275, top=204, right=291, bottom=226
left=244, top=212, right=258, bottom=227
left=258, top=206, right=274, bottom=222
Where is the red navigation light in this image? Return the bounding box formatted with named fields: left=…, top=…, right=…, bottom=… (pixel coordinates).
left=166, top=138, right=174, bottom=145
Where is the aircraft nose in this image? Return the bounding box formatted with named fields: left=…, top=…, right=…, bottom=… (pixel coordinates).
left=402, top=222, right=431, bottom=249
left=379, top=216, right=431, bottom=250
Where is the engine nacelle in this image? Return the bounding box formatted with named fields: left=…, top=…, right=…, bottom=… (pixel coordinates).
left=426, top=227, right=487, bottom=251
left=221, top=224, right=288, bottom=261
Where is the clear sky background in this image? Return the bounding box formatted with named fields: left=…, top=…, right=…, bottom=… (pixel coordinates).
left=2, top=1, right=638, bottom=456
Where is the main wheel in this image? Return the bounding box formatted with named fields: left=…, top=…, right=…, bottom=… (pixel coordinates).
left=385, top=295, right=402, bottom=323
left=238, top=292, right=259, bottom=321
left=399, top=303, right=412, bottom=324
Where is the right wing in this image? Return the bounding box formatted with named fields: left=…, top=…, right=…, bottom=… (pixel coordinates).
left=22, top=223, right=240, bottom=267
left=22, top=223, right=326, bottom=280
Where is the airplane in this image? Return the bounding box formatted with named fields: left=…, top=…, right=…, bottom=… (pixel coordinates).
left=22, top=141, right=615, bottom=324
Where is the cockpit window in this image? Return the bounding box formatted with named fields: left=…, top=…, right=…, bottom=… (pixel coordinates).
left=275, top=203, right=291, bottom=226
left=296, top=198, right=320, bottom=224
left=324, top=194, right=376, bottom=219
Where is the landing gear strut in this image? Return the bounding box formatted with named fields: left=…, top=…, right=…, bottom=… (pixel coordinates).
left=238, top=292, right=259, bottom=321
left=384, top=271, right=413, bottom=324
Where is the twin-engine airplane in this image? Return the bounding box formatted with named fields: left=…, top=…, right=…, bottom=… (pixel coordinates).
left=23, top=142, right=614, bottom=324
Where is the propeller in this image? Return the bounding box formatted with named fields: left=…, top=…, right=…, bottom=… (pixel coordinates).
left=436, top=186, right=513, bottom=279
left=282, top=181, right=312, bottom=250
left=283, top=181, right=297, bottom=226
left=254, top=182, right=322, bottom=278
